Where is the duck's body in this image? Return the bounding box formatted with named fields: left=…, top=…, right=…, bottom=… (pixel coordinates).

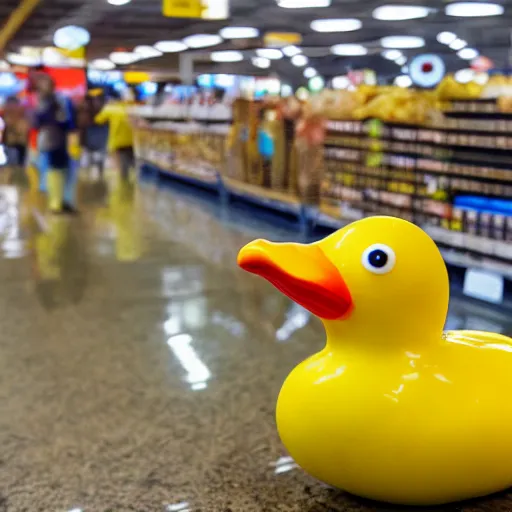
left=278, top=330, right=512, bottom=505
left=238, top=216, right=512, bottom=505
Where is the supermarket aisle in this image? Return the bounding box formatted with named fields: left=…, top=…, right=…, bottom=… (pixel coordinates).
left=0, top=178, right=509, bottom=511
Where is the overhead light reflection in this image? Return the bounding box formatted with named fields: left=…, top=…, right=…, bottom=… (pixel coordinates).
left=167, top=334, right=211, bottom=390
left=271, top=455, right=298, bottom=474
left=276, top=304, right=310, bottom=341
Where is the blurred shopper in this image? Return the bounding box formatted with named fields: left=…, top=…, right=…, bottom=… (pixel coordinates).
left=32, top=73, right=79, bottom=214
left=2, top=96, right=29, bottom=169
left=78, top=90, right=108, bottom=180
left=94, top=88, right=135, bottom=182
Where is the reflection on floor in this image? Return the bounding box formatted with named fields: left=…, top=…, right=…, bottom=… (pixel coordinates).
left=0, top=171, right=509, bottom=511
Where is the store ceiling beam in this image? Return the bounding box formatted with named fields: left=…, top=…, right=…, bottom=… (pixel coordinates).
left=0, top=0, right=41, bottom=54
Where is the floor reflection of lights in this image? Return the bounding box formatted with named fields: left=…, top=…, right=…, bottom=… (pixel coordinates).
left=166, top=501, right=190, bottom=511
left=167, top=334, right=211, bottom=391
left=276, top=304, right=311, bottom=342
left=271, top=455, right=298, bottom=475
left=0, top=186, right=25, bottom=258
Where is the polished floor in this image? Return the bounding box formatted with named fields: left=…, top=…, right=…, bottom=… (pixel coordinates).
left=0, top=171, right=510, bottom=512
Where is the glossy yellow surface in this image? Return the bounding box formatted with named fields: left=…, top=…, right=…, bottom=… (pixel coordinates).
left=239, top=216, right=512, bottom=505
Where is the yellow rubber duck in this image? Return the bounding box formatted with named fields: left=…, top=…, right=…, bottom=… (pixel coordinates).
left=238, top=216, right=512, bottom=506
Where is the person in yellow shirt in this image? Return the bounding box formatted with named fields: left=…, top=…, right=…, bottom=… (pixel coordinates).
left=94, top=88, right=135, bottom=181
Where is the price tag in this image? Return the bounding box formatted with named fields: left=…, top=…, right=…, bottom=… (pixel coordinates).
left=463, top=268, right=504, bottom=305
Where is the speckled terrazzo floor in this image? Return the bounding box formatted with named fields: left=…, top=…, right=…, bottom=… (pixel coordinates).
left=0, top=176, right=509, bottom=512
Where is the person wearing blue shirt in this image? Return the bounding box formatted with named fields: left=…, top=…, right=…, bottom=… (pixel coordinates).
left=33, top=73, right=78, bottom=214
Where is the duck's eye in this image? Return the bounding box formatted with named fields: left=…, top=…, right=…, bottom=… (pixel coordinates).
left=362, top=244, right=396, bottom=275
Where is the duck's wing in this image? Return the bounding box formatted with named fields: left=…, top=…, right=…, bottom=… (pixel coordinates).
left=444, top=330, right=512, bottom=351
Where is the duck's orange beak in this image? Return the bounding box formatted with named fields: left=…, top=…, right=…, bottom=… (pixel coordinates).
left=237, top=240, right=352, bottom=320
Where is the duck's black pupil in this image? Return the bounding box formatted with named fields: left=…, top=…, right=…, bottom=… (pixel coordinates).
left=368, top=249, right=388, bottom=268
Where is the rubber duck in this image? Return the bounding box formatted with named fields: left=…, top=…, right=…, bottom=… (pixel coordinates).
left=238, top=216, right=512, bottom=506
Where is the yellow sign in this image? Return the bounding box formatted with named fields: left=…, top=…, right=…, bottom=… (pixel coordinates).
left=163, top=0, right=203, bottom=18
left=124, top=71, right=151, bottom=84
left=264, top=32, right=302, bottom=47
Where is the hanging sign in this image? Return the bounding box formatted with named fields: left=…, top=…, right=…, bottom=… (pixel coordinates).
left=264, top=32, right=302, bottom=47
left=163, top=0, right=203, bottom=18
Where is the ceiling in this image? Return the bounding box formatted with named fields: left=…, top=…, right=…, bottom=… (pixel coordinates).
left=3, top=0, right=512, bottom=86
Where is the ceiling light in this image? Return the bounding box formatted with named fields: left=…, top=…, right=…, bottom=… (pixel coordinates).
left=108, top=0, right=132, bottom=5
left=395, top=75, right=412, bottom=88
left=134, top=45, right=162, bottom=59
left=458, top=48, right=479, bottom=60
left=211, top=50, right=243, bottom=62
left=381, top=36, right=425, bottom=49
left=154, top=41, right=187, bottom=53
left=311, top=18, right=362, bottom=32
left=256, top=48, right=282, bottom=59
left=449, top=38, right=467, bottom=51
left=332, top=75, right=350, bottom=89
left=446, top=2, right=504, bottom=17
left=183, top=34, right=223, bottom=48
left=219, top=26, right=259, bottom=39
left=53, top=25, right=90, bottom=51
left=282, top=45, right=302, bottom=57
left=296, top=86, right=309, bottom=100
left=277, top=0, right=331, bottom=8
left=304, top=67, right=317, bottom=78
left=109, top=51, right=140, bottom=65
left=382, top=49, right=403, bottom=60
left=281, top=84, right=293, bottom=96
left=454, top=68, right=474, bottom=83
left=89, top=58, right=116, bottom=70
left=331, top=44, right=367, bottom=56
left=291, top=54, right=308, bottom=66
left=373, top=5, right=430, bottom=21
left=6, top=53, right=40, bottom=66
left=437, top=31, right=457, bottom=45
left=309, top=75, right=325, bottom=92
left=395, top=56, right=407, bottom=66
left=252, top=56, right=270, bottom=68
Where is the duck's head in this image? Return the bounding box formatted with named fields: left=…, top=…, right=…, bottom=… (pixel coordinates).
left=238, top=217, right=449, bottom=347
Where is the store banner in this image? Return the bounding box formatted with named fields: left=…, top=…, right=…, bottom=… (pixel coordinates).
left=163, top=0, right=204, bottom=18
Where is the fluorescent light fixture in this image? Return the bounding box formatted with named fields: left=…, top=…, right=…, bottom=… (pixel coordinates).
left=277, top=0, right=331, bottom=7
left=134, top=45, right=162, bottom=59
left=109, top=51, right=140, bottom=65
left=6, top=53, right=40, bottom=66
left=282, top=45, right=302, bottom=57
left=381, top=36, right=425, bottom=49
left=154, top=40, right=187, bottom=53
left=252, top=56, right=271, bottom=68
left=395, top=56, right=407, bottom=66
left=183, top=34, right=223, bottom=48
left=331, top=44, right=367, bottom=56
left=89, top=58, right=116, bottom=70
left=449, top=38, right=467, bottom=51
left=219, top=26, right=259, bottom=39
left=454, top=68, right=474, bottom=83
left=304, top=67, right=317, bottom=78
left=309, top=75, right=325, bottom=92
left=446, top=2, right=504, bottom=17
left=311, top=18, right=362, bottom=32
left=291, top=54, right=308, bottom=66
left=281, top=84, right=293, bottom=96
left=256, top=48, right=282, bottom=60
left=296, top=87, right=309, bottom=100
left=373, top=5, right=430, bottom=20
left=211, top=50, right=243, bottom=62
left=382, top=49, right=403, bottom=60
left=458, top=47, right=479, bottom=60
left=332, top=75, right=350, bottom=89
left=437, top=31, right=457, bottom=45
left=108, top=0, right=132, bottom=4
left=395, top=75, right=412, bottom=88
left=53, top=25, right=90, bottom=51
